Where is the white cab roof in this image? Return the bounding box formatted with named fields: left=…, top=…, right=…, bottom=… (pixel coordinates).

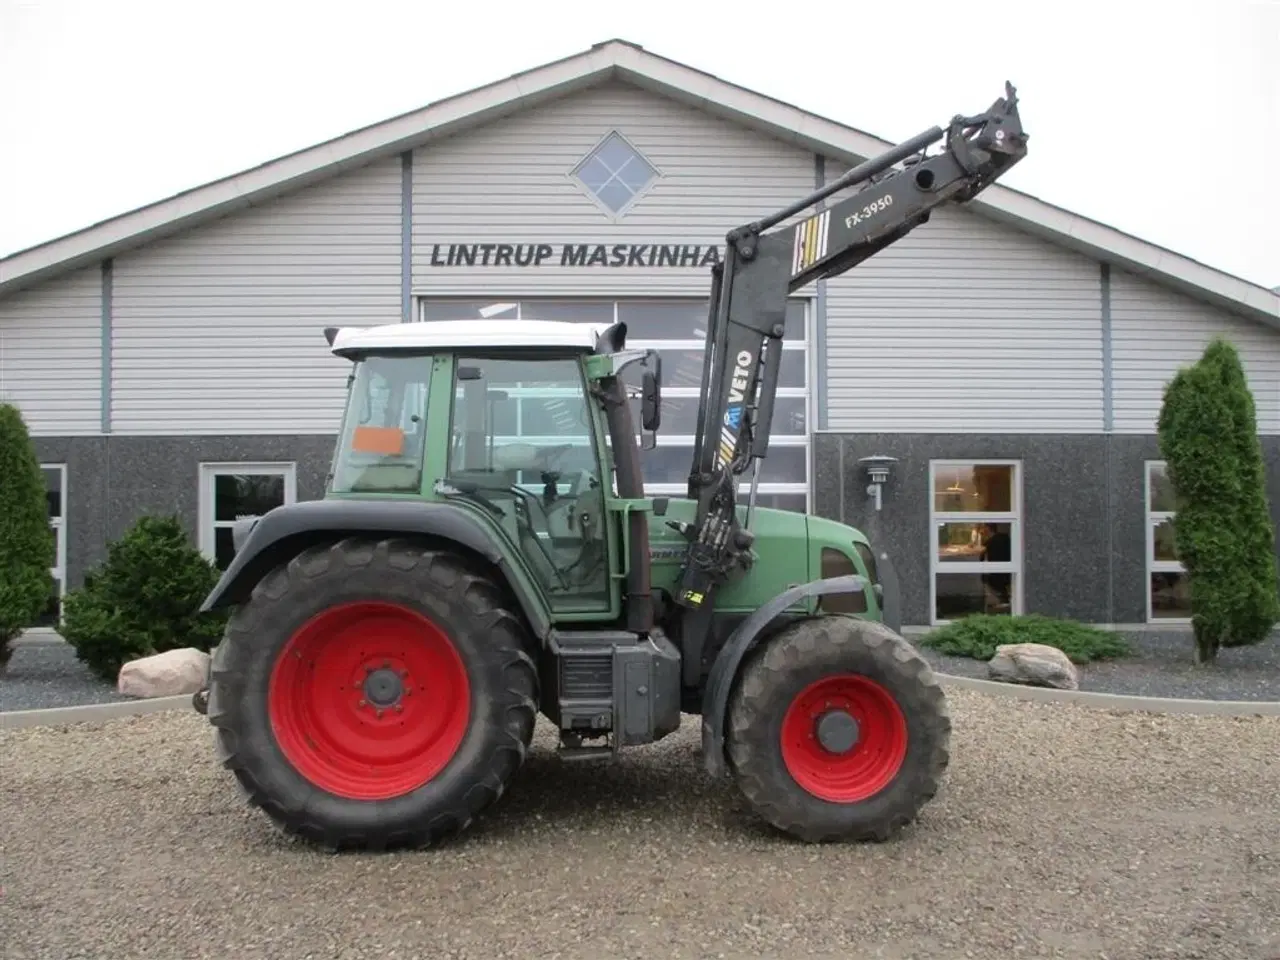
left=329, top=319, right=610, bottom=356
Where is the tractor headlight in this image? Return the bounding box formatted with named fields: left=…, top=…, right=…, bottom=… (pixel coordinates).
left=854, top=542, right=879, bottom=584
left=818, top=547, right=868, bottom=614
left=854, top=541, right=887, bottom=606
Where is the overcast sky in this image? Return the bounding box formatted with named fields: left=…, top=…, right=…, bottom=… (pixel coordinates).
left=2, top=0, right=1276, bottom=290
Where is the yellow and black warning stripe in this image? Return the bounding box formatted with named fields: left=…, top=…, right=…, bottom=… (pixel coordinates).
left=791, top=209, right=831, bottom=276
left=717, top=424, right=736, bottom=467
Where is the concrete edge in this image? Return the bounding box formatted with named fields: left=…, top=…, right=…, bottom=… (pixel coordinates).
left=2, top=675, right=1277, bottom=731
left=0, top=695, right=195, bottom=731
left=935, top=673, right=1280, bottom=716
left=12, top=630, right=69, bottom=645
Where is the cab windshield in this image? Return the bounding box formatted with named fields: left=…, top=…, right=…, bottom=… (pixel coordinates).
left=330, top=355, right=432, bottom=494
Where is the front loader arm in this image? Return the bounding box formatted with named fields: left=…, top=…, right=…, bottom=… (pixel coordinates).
left=673, top=83, right=1028, bottom=626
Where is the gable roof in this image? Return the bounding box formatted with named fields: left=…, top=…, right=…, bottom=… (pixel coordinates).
left=2, top=38, right=1277, bottom=327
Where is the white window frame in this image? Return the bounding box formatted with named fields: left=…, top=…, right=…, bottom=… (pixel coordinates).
left=198, top=462, right=297, bottom=566
left=1145, top=459, right=1191, bottom=623
left=567, top=129, right=664, bottom=221
left=928, top=459, right=1024, bottom=625
left=41, top=463, right=67, bottom=627
left=420, top=297, right=816, bottom=512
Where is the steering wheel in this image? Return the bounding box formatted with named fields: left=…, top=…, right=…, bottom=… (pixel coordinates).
left=538, top=443, right=575, bottom=467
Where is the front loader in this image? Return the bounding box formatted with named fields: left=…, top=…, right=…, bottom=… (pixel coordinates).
left=196, top=84, right=1029, bottom=848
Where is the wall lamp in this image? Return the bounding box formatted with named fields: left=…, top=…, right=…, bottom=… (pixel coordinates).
left=858, top=454, right=899, bottom=512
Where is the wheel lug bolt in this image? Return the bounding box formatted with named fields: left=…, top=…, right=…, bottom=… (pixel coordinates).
left=394, top=704, right=403, bottom=713
left=375, top=709, right=383, bottom=718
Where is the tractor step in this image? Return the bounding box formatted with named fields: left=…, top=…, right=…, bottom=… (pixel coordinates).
left=556, top=744, right=613, bottom=762
left=543, top=627, right=682, bottom=749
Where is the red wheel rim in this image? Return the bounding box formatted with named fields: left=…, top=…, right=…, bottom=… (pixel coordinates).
left=267, top=601, right=471, bottom=801
left=779, top=674, right=908, bottom=803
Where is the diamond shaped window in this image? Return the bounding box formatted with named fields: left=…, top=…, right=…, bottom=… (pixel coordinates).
left=571, top=132, right=659, bottom=215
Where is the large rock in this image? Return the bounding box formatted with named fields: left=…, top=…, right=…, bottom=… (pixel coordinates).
left=986, top=642, right=1079, bottom=690
left=118, top=648, right=211, bottom=698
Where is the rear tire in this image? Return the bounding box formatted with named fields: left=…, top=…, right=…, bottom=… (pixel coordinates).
left=206, top=537, right=538, bottom=851
left=726, top=615, right=950, bottom=843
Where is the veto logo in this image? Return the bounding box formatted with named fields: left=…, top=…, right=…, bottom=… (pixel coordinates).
left=727, top=350, right=754, bottom=404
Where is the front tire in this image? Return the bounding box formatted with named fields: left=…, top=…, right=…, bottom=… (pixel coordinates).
left=726, top=615, right=950, bottom=843
left=206, top=537, right=539, bottom=851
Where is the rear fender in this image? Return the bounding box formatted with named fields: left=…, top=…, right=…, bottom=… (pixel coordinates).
left=699, top=574, right=874, bottom=779
left=199, top=498, right=551, bottom=639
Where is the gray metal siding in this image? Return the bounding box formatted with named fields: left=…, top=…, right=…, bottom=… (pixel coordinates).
left=1111, top=268, right=1280, bottom=434
left=820, top=164, right=1105, bottom=434
left=410, top=81, right=815, bottom=296
left=0, top=266, right=101, bottom=436
left=110, top=157, right=402, bottom=435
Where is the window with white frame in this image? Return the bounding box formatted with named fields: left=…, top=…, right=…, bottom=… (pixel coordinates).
left=929, top=460, right=1022, bottom=623
left=199, top=463, right=297, bottom=571
left=33, top=464, right=67, bottom=628
left=569, top=131, right=661, bottom=217
left=419, top=298, right=813, bottom=513
left=1146, top=460, right=1190, bottom=621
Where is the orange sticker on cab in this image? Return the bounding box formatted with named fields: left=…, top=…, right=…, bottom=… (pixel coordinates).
left=351, top=426, right=405, bottom=455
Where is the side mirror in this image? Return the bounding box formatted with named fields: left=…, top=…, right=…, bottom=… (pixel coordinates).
left=609, top=347, right=661, bottom=447
left=640, top=356, right=661, bottom=451
left=641, top=369, right=661, bottom=432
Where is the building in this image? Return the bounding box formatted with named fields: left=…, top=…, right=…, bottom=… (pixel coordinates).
left=2, top=39, right=1278, bottom=630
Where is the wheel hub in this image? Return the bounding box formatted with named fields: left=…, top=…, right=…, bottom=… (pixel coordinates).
left=267, top=601, right=471, bottom=802
left=815, top=709, right=860, bottom=754
left=779, top=673, right=910, bottom=804
left=363, top=666, right=404, bottom=707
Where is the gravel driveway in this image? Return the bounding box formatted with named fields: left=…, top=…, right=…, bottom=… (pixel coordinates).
left=2, top=689, right=1277, bottom=960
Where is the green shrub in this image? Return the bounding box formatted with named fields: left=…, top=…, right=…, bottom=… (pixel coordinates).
left=0, top=403, right=55, bottom=668
left=918, top=614, right=1130, bottom=664
left=61, top=515, right=228, bottom=681
left=1157, top=337, right=1280, bottom=663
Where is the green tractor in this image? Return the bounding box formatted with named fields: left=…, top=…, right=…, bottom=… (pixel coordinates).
left=195, top=85, right=1028, bottom=848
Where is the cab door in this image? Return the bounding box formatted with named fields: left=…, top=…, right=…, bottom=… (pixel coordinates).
left=446, top=352, right=617, bottom=615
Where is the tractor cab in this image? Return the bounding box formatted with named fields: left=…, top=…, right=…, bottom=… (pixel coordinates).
left=323, top=318, right=662, bottom=616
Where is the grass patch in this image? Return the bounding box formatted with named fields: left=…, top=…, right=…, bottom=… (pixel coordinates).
left=918, top=614, right=1131, bottom=664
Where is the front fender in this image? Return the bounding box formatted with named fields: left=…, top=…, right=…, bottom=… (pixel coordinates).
left=699, top=574, right=870, bottom=779
left=199, top=497, right=551, bottom=639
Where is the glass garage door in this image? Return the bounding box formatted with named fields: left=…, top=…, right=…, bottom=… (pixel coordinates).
left=419, top=298, right=813, bottom=513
